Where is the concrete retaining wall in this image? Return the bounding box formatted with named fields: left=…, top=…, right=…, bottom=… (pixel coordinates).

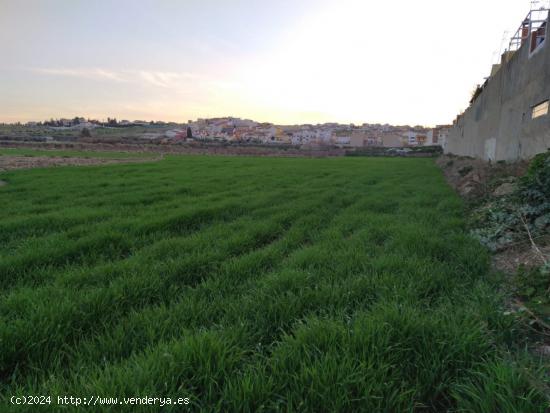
left=445, top=16, right=550, bottom=161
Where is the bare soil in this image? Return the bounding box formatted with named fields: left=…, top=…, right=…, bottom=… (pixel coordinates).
left=0, top=140, right=346, bottom=158
left=0, top=155, right=155, bottom=172
left=493, top=243, right=550, bottom=273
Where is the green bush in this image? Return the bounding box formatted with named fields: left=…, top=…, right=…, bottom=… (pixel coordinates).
left=515, top=264, right=550, bottom=303
left=470, top=197, right=520, bottom=252
left=518, top=150, right=550, bottom=231
left=471, top=150, right=550, bottom=251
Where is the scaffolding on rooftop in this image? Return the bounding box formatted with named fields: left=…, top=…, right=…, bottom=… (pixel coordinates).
left=508, top=5, right=549, bottom=51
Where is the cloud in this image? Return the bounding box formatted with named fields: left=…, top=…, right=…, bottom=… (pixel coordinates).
left=31, top=67, right=126, bottom=82
left=30, top=67, right=210, bottom=88
left=136, top=70, right=201, bottom=88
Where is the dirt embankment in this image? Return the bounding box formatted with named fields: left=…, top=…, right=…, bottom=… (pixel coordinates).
left=436, top=155, right=528, bottom=199
left=0, top=140, right=442, bottom=159
left=439, top=154, right=550, bottom=363
left=0, top=156, right=158, bottom=172
left=0, top=140, right=346, bottom=158
left=436, top=155, right=546, bottom=272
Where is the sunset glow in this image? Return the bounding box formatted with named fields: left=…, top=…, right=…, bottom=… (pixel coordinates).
left=0, top=0, right=530, bottom=124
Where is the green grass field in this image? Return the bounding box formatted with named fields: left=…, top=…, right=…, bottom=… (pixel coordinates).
left=0, top=148, right=154, bottom=159
left=0, top=156, right=546, bottom=412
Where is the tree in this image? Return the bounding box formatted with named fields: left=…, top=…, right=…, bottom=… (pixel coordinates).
left=80, top=127, right=92, bottom=138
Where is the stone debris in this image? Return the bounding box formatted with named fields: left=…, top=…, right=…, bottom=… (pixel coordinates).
left=493, top=182, right=518, bottom=197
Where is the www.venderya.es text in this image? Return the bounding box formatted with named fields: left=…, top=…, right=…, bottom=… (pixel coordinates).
left=10, top=395, right=190, bottom=407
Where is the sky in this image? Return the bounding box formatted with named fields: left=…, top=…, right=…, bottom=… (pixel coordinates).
left=0, top=0, right=540, bottom=125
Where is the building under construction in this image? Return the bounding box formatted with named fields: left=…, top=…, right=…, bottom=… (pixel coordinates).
left=445, top=6, right=550, bottom=160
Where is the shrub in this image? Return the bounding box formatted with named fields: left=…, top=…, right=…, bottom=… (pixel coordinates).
left=470, top=198, right=520, bottom=251
left=470, top=151, right=550, bottom=251
left=515, top=264, right=550, bottom=303
left=80, top=127, right=92, bottom=138
left=518, top=150, right=550, bottom=231
left=458, top=165, right=473, bottom=177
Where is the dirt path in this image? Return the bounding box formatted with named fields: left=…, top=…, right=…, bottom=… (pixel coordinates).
left=0, top=155, right=159, bottom=172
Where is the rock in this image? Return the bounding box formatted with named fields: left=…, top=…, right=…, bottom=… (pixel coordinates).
left=471, top=173, right=482, bottom=183
left=461, top=185, right=475, bottom=196
left=0, top=180, right=6, bottom=187
left=538, top=345, right=550, bottom=357
left=493, top=182, right=517, bottom=197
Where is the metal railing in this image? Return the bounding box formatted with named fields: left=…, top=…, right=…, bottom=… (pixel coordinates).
left=509, top=7, right=549, bottom=51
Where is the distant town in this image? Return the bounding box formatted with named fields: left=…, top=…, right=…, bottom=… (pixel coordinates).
left=2, top=117, right=451, bottom=149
